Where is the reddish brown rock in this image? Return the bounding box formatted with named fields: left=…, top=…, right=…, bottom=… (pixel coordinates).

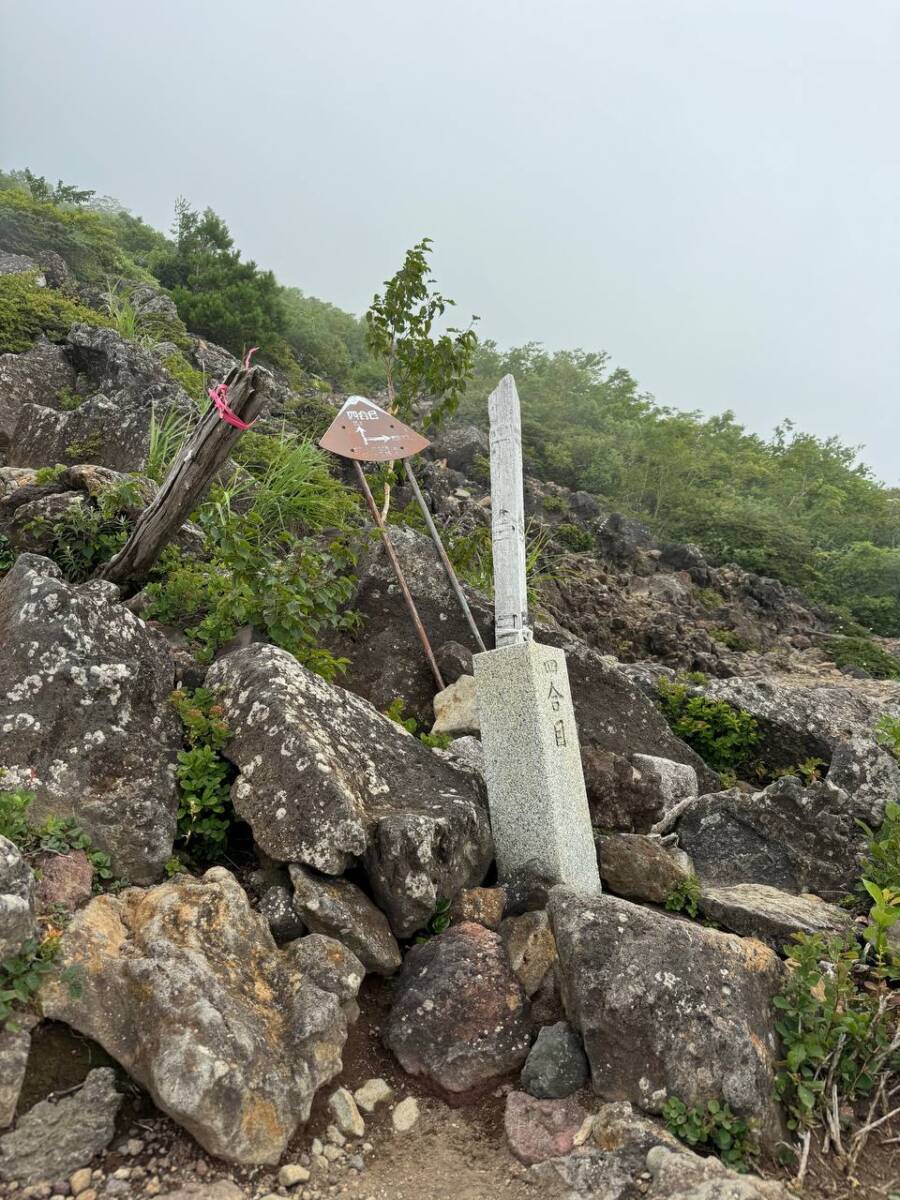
left=35, top=851, right=93, bottom=914
left=385, top=922, right=530, bottom=1103
left=504, top=1090, right=587, bottom=1165
left=449, top=886, right=506, bottom=930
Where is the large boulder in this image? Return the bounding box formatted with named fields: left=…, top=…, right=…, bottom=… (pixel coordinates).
left=0, top=555, right=180, bottom=883
left=0, top=338, right=75, bottom=451
left=9, top=395, right=153, bottom=472
left=674, top=777, right=863, bottom=901
left=332, top=524, right=715, bottom=826
left=40, top=868, right=362, bottom=1165
left=549, top=889, right=785, bottom=1148
left=0, top=1067, right=121, bottom=1184
left=385, top=922, right=531, bottom=1102
left=698, top=883, right=856, bottom=950
left=7, top=325, right=193, bottom=472
left=702, top=676, right=900, bottom=829
left=205, top=646, right=492, bottom=938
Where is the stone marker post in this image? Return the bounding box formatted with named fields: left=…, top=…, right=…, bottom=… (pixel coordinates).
left=474, top=375, right=600, bottom=892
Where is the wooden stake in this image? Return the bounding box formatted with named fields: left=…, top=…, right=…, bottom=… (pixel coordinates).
left=98, top=362, right=270, bottom=588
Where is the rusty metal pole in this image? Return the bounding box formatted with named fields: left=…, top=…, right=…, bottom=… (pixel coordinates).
left=403, top=459, right=487, bottom=653
left=352, top=460, right=446, bottom=692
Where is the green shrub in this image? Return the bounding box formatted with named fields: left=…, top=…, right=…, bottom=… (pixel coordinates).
left=656, top=679, right=761, bottom=777
left=773, top=931, right=899, bottom=1136
left=0, top=187, right=133, bottom=282
left=856, top=801, right=900, bottom=896
left=695, top=587, right=725, bottom=611
left=665, top=874, right=701, bottom=919
left=0, top=784, right=116, bottom=890
left=170, top=688, right=234, bottom=862
left=383, top=699, right=452, bottom=750
left=827, top=636, right=900, bottom=680
left=541, top=494, right=569, bottom=513
left=31, top=814, right=115, bottom=888
left=0, top=786, right=33, bottom=844
left=31, top=497, right=131, bottom=583
left=145, top=501, right=357, bottom=679
left=663, top=1097, right=755, bottom=1170
left=56, top=386, right=84, bottom=411
left=0, top=934, right=81, bottom=1030
left=161, top=352, right=206, bottom=402
left=0, top=271, right=110, bottom=354
left=554, top=522, right=594, bottom=552
left=875, top=715, right=900, bottom=757
left=710, top=627, right=754, bottom=652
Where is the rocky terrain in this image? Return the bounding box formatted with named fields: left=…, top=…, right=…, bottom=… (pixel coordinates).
left=0, top=247, right=898, bottom=1200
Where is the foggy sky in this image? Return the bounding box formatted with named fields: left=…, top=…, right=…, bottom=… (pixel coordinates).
left=2, top=0, right=897, bottom=482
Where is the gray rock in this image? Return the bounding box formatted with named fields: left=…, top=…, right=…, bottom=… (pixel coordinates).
left=520, top=1021, right=588, bottom=1099
left=391, top=1097, right=419, bottom=1132
left=0, top=339, right=75, bottom=451
left=698, top=883, right=856, bottom=950
left=702, top=676, right=900, bottom=830
left=9, top=396, right=151, bottom=473
left=500, top=910, right=558, bottom=997
left=327, top=1087, right=364, bottom=1138
left=281, top=933, right=365, bottom=1011
left=0, top=1068, right=122, bottom=1184
left=429, top=425, right=489, bottom=474
left=530, top=1100, right=682, bottom=1200
left=0, top=837, right=36, bottom=959
left=0, top=253, right=42, bottom=280
left=385, top=922, right=531, bottom=1103
left=258, top=885, right=306, bottom=942
left=631, top=755, right=698, bottom=815
left=7, top=324, right=193, bottom=473
left=206, top=646, right=492, bottom=938
left=0, top=1026, right=31, bottom=1128
left=549, top=888, right=785, bottom=1149
left=2, top=492, right=85, bottom=555
left=598, top=833, right=694, bottom=905
left=645, top=1144, right=794, bottom=1199
left=436, top=641, right=474, bottom=686
left=431, top=674, right=479, bottom=737
left=288, top=864, right=401, bottom=976
left=502, top=860, right=557, bottom=916
left=0, top=555, right=180, bottom=883
left=40, top=868, right=362, bottom=1165
left=675, top=777, right=862, bottom=901
left=445, top=736, right=483, bottom=770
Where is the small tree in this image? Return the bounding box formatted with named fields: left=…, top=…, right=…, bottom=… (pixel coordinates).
left=365, top=237, right=478, bottom=430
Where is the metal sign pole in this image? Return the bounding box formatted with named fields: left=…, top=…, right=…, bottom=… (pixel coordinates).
left=402, top=459, right=487, bottom=654
left=351, top=459, right=446, bottom=693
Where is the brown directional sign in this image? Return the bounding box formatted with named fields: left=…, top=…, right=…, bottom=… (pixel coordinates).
left=319, top=396, right=430, bottom=462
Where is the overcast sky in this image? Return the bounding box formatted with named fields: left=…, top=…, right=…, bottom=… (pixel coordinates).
left=2, top=0, right=897, bottom=482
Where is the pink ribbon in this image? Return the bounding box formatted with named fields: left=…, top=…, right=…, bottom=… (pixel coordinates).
left=208, top=347, right=260, bottom=430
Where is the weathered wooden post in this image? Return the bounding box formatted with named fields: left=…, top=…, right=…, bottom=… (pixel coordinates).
left=98, top=357, right=271, bottom=588
left=474, top=374, right=600, bottom=891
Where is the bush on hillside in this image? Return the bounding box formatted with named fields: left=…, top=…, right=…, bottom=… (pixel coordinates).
left=0, top=271, right=111, bottom=353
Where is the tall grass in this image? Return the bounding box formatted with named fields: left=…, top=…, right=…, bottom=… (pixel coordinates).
left=147, top=405, right=192, bottom=483
left=231, top=430, right=357, bottom=541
